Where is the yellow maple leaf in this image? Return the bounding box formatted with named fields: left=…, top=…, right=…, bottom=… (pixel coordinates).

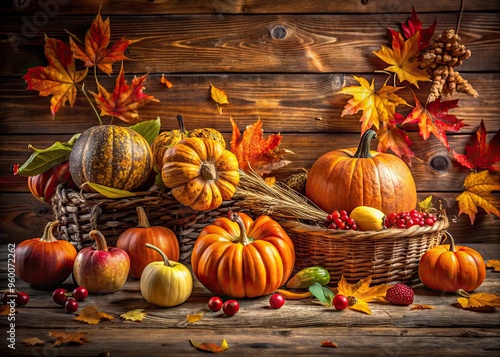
left=210, top=83, right=229, bottom=114
left=120, top=309, right=147, bottom=322
left=337, top=276, right=391, bottom=315
left=373, top=32, right=430, bottom=88
left=411, top=304, right=435, bottom=310
left=456, top=170, right=500, bottom=224
left=186, top=311, right=204, bottom=323
left=456, top=289, right=500, bottom=309
left=74, top=306, right=114, bottom=325
left=486, top=260, right=500, bottom=272
left=336, top=76, right=410, bottom=134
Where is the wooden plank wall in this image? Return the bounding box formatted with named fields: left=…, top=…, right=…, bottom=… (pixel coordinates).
left=0, top=0, right=499, bottom=244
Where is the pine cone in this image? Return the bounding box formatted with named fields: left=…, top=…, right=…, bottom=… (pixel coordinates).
left=420, top=29, right=477, bottom=102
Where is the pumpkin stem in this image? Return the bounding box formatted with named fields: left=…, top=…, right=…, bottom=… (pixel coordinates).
left=446, top=231, right=457, bottom=253
left=177, top=114, right=188, bottom=135
left=89, top=230, right=109, bottom=252
left=135, top=206, right=152, bottom=228
left=228, top=211, right=252, bottom=245
left=145, top=243, right=172, bottom=267
left=353, top=130, right=377, bottom=159
left=40, top=220, right=60, bottom=243
left=201, top=163, right=217, bottom=181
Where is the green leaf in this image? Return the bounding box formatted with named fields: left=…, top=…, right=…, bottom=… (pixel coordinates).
left=309, top=282, right=334, bottom=306
left=83, top=182, right=135, bottom=199
left=15, top=138, right=77, bottom=177
left=129, top=117, right=161, bottom=145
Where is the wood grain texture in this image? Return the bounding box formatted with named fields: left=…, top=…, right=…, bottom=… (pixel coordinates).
left=2, top=0, right=500, bottom=15
left=0, top=242, right=499, bottom=356
left=1, top=73, right=499, bottom=135
left=2, top=12, right=500, bottom=76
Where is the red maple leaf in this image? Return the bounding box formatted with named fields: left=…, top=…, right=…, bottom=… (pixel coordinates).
left=453, top=120, right=500, bottom=172
left=22, top=35, right=88, bottom=117
left=403, top=93, right=467, bottom=149
left=90, top=64, right=158, bottom=123
left=69, top=8, right=140, bottom=75
left=376, top=121, right=415, bottom=166
left=400, top=6, right=437, bottom=50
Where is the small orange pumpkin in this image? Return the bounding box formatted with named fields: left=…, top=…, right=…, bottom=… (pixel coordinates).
left=418, top=233, right=486, bottom=293
left=161, top=137, right=240, bottom=211
left=191, top=211, right=295, bottom=299
left=116, top=206, right=180, bottom=279
left=305, top=130, right=417, bottom=215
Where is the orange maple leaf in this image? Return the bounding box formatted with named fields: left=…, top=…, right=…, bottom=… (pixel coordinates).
left=161, top=74, right=173, bottom=88
left=22, top=35, right=88, bottom=117
left=486, top=260, right=500, bottom=272
left=230, top=117, right=292, bottom=175
left=376, top=121, right=415, bottom=166
left=74, top=306, right=114, bottom=325
left=456, top=170, right=500, bottom=224
left=336, top=276, right=390, bottom=315
left=190, top=339, right=229, bottom=353
left=49, top=331, right=90, bottom=347
left=373, top=31, right=430, bottom=88
left=68, top=8, right=140, bottom=75
left=456, top=289, right=500, bottom=309
left=91, top=63, right=159, bottom=123
left=336, top=76, right=410, bottom=134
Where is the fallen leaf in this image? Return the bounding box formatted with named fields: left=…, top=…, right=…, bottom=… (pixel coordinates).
left=68, top=8, right=140, bottom=75
left=336, top=76, right=410, bottom=134
left=456, top=170, right=500, bottom=224
left=411, top=304, right=435, bottom=310
left=91, top=63, right=159, bottom=124
left=321, top=341, right=338, bottom=348
left=456, top=289, right=500, bottom=309
left=49, top=331, right=90, bottom=347
left=120, top=309, right=147, bottom=322
left=161, top=74, right=173, bottom=88
left=230, top=117, right=293, bottom=175
left=0, top=305, right=11, bottom=316
left=22, top=35, right=88, bottom=117
left=21, top=337, right=45, bottom=346
left=373, top=31, right=430, bottom=88
left=74, top=306, right=114, bottom=325
left=453, top=120, right=500, bottom=172
left=190, top=339, right=229, bottom=353
left=486, top=260, right=500, bottom=272
left=210, top=83, right=229, bottom=114
left=336, top=276, right=391, bottom=315
left=186, top=312, right=204, bottom=323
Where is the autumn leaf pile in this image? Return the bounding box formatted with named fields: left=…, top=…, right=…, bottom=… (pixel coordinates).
left=337, top=7, right=499, bottom=224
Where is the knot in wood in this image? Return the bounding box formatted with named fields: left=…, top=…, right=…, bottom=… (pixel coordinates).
left=271, top=25, right=288, bottom=40
left=430, top=155, right=450, bottom=171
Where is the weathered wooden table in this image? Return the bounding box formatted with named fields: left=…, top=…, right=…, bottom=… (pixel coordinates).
left=1, top=243, right=499, bottom=357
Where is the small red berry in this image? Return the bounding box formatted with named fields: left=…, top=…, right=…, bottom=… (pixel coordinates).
left=333, top=294, right=348, bottom=310
left=65, top=299, right=79, bottom=313
left=222, top=300, right=240, bottom=317
left=73, top=286, right=88, bottom=301
left=269, top=293, right=285, bottom=309
left=207, top=296, right=223, bottom=312
left=15, top=292, right=29, bottom=306
left=52, top=288, right=68, bottom=305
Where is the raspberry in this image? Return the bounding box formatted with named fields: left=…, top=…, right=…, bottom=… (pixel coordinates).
left=385, top=284, right=414, bottom=306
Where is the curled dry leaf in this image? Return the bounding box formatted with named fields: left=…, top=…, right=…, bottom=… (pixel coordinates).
left=161, top=74, right=173, bottom=88
left=190, top=339, right=229, bottom=353
left=321, top=341, right=339, bottom=348
left=74, top=306, right=114, bottom=325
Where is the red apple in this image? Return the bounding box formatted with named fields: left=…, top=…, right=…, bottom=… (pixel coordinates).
left=73, top=230, right=130, bottom=294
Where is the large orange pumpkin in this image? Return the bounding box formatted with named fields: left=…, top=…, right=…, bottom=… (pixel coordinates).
left=418, top=233, right=486, bottom=292
left=191, top=211, right=295, bottom=298
left=305, top=130, right=417, bottom=215
left=162, top=137, right=240, bottom=211
left=116, top=206, right=180, bottom=279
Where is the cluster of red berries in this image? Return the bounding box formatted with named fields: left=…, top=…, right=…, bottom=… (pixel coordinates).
left=385, top=209, right=438, bottom=229
left=52, top=286, right=88, bottom=313
left=207, top=293, right=285, bottom=317
left=324, top=210, right=358, bottom=230
left=1, top=291, right=30, bottom=306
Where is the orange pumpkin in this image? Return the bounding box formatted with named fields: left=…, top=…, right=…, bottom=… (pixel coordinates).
left=305, top=130, right=417, bottom=215
left=162, top=137, right=240, bottom=211
left=15, top=220, right=77, bottom=287
left=418, top=233, right=486, bottom=292
left=116, top=206, right=180, bottom=279
left=191, top=211, right=295, bottom=298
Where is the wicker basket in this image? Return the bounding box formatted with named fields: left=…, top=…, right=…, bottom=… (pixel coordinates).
left=233, top=170, right=450, bottom=286
left=279, top=216, right=448, bottom=286
left=52, top=184, right=243, bottom=265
